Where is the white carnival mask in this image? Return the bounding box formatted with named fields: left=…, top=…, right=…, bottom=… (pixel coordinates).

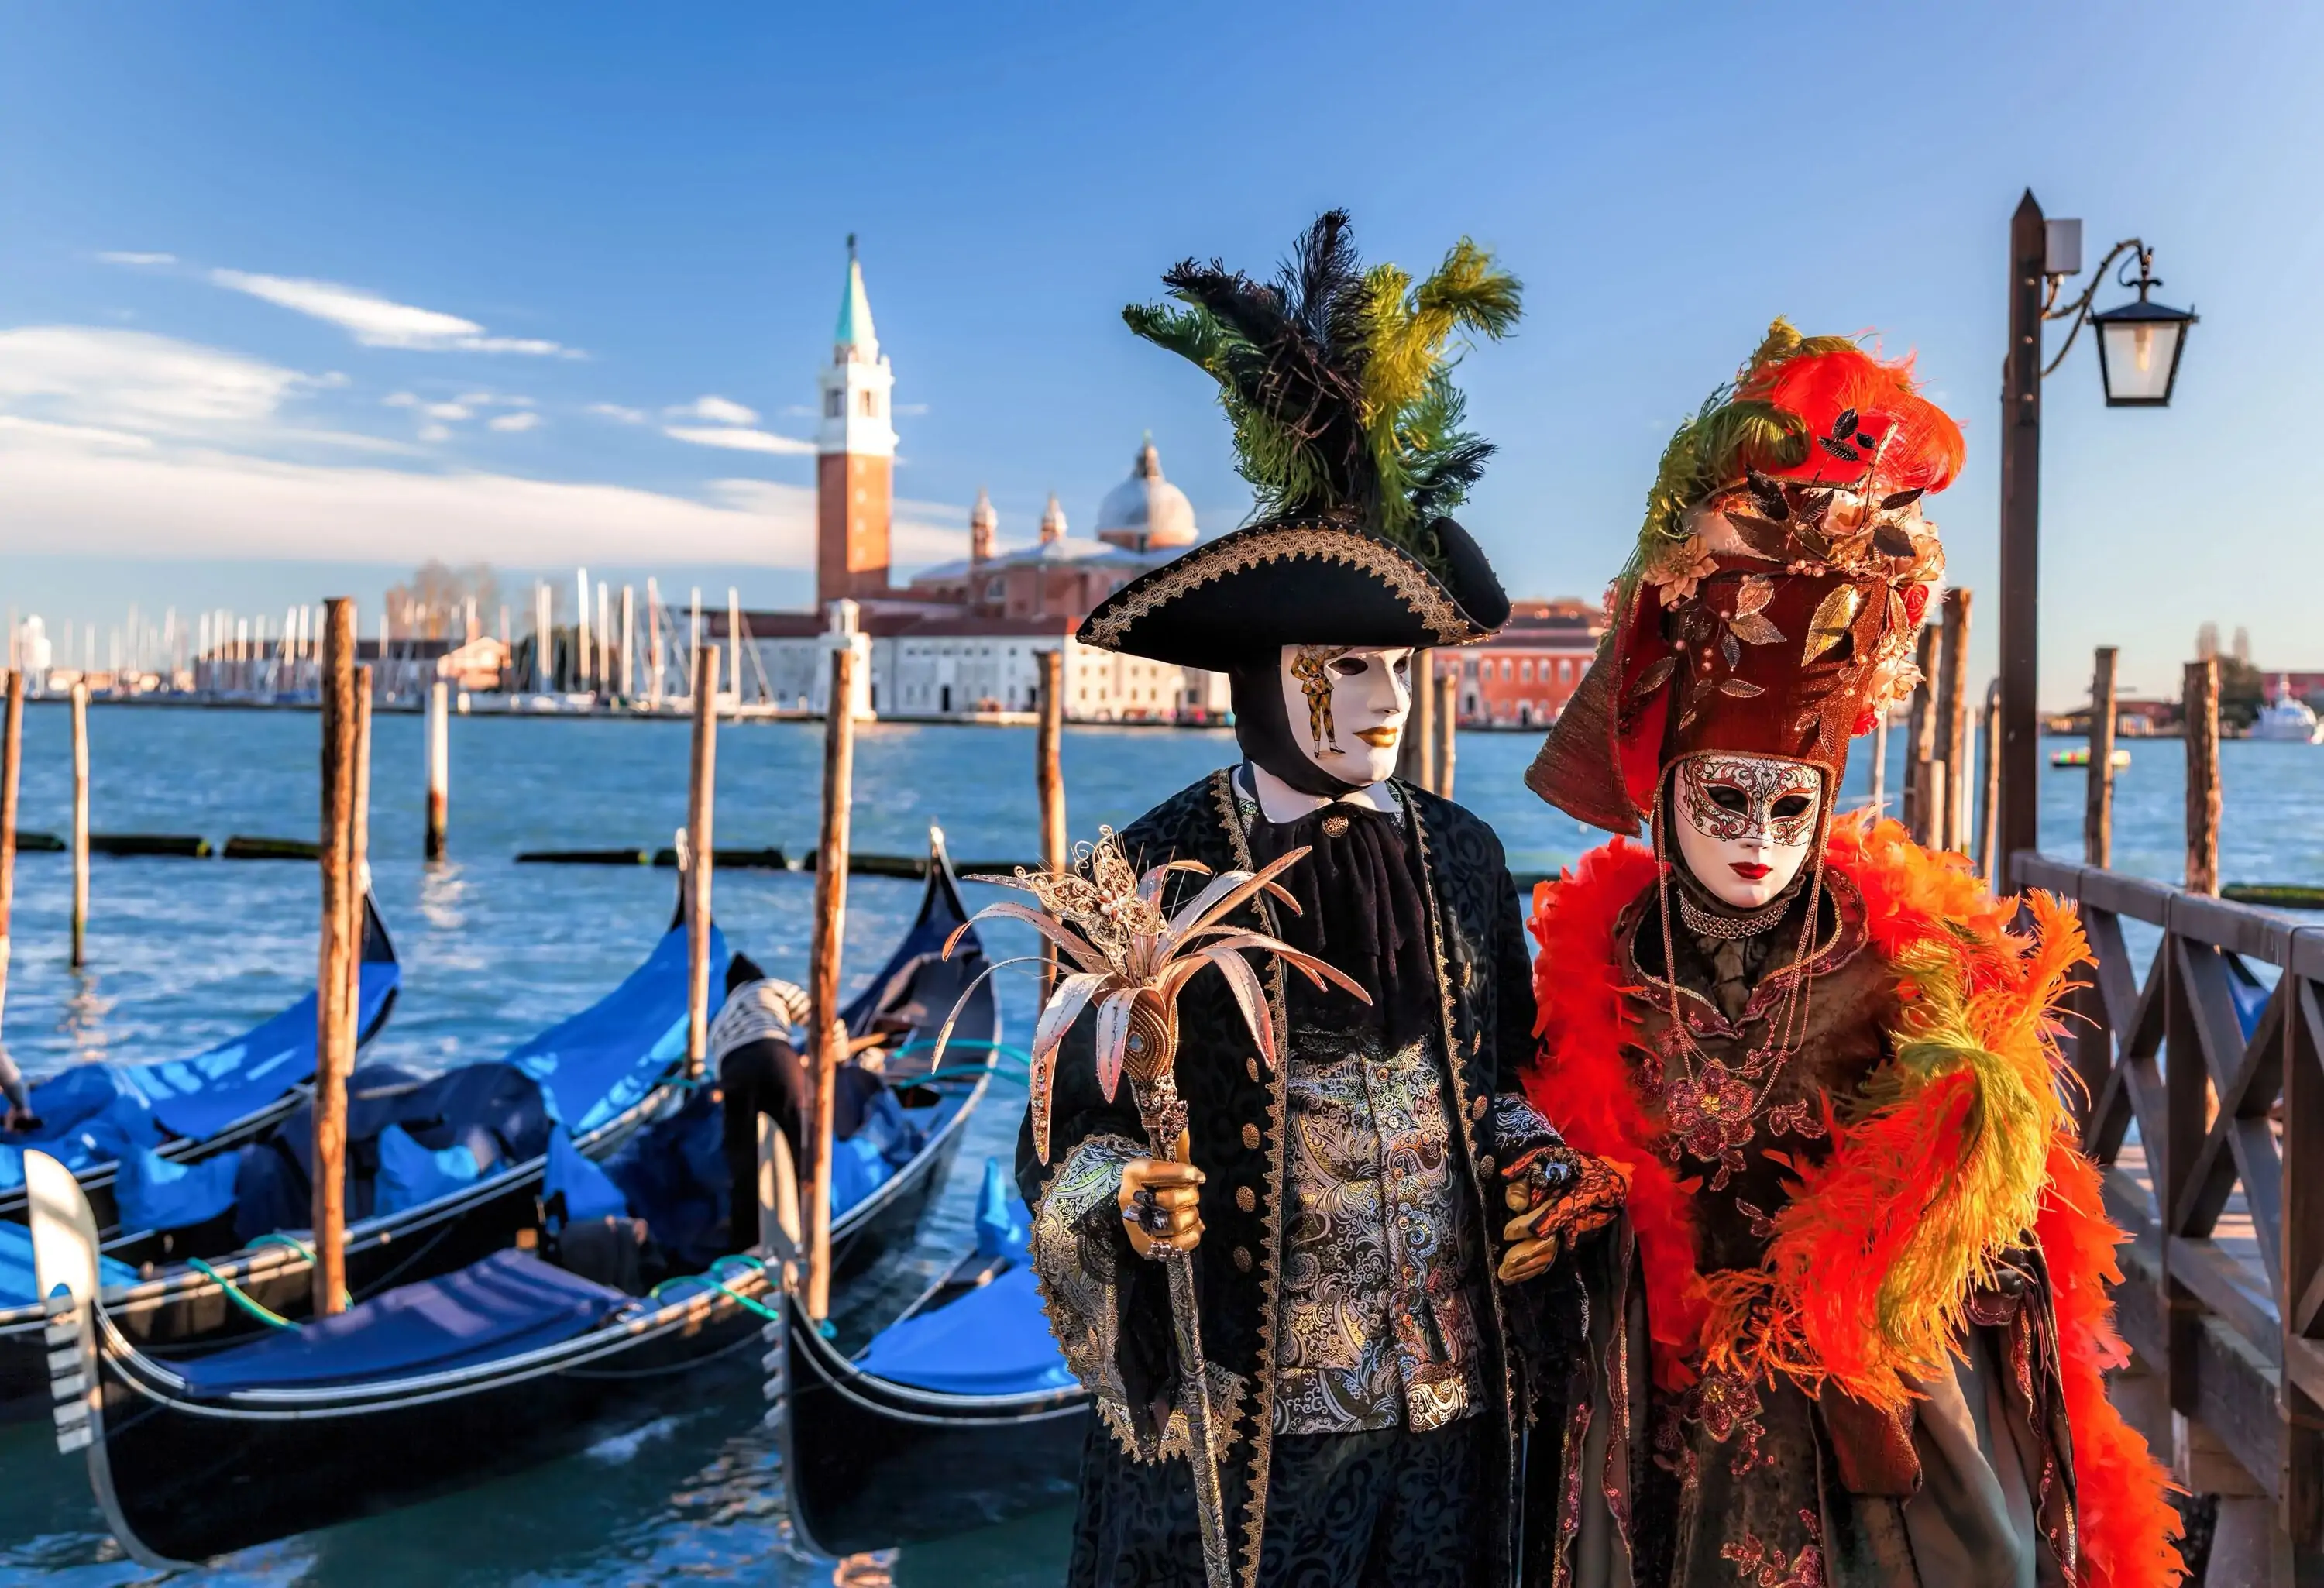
left=1669, top=753, right=1824, bottom=909
left=1278, top=644, right=1413, bottom=787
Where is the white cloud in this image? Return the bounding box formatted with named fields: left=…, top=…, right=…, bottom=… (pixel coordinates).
left=586, top=402, right=647, bottom=424
left=0, top=325, right=317, bottom=436
left=0, top=321, right=961, bottom=570
left=98, top=252, right=177, bottom=267
left=488, top=411, right=541, bottom=432
left=665, top=394, right=759, bottom=426
left=208, top=269, right=579, bottom=357
left=662, top=424, right=814, bottom=455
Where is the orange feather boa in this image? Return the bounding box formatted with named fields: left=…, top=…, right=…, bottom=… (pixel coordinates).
left=1521, top=814, right=2180, bottom=1588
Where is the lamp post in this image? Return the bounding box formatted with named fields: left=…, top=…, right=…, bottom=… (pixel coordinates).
left=1995, top=192, right=2198, bottom=878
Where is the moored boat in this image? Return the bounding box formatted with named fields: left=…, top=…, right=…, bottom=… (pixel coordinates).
left=1, top=891, right=401, bottom=1239
left=24, top=838, right=1000, bottom=1565
left=0, top=894, right=698, bottom=1421
left=775, top=1157, right=1091, bottom=1558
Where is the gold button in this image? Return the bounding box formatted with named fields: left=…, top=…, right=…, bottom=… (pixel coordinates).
left=1322, top=814, right=1349, bottom=837
left=1232, top=1246, right=1253, bottom=1272
left=1471, top=1095, right=1489, bottom=1121
left=1477, top=1153, right=1496, bottom=1176
left=1236, top=1185, right=1257, bottom=1213
left=1246, top=1057, right=1261, bottom=1083
left=1242, top=1122, right=1262, bottom=1150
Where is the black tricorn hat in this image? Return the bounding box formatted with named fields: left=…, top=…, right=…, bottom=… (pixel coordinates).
left=1082, top=211, right=1518, bottom=669
left=1079, top=511, right=1508, bottom=668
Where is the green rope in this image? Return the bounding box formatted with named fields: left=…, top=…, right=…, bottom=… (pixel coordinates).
left=185, top=1257, right=295, bottom=1330
left=250, top=1233, right=316, bottom=1261
left=648, top=1254, right=781, bottom=1322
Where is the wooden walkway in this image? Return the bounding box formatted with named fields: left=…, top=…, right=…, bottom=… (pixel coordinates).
left=2016, top=853, right=2323, bottom=1563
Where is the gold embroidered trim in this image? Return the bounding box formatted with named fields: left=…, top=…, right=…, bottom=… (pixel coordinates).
left=1404, top=786, right=1525, bottom=1547
left=1215, top=768, right=1291, bottom=1588
left=1081, top=524, right=1481, bottom=652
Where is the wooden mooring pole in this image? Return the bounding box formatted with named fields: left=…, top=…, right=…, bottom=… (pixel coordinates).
left=1868, top=712, right=1889, bottom=816
left=1905, top=625, right=1941, bottom=847
left=314, top=598, right=358, bottom=1316
left=2085, top=647, right=2119, bottom=868
left=1937, top=588, right=1972, bottom=853
left=424, top=679, right=449, bottom=861
left=2184, top=656, right=2221, bottom=897
left=1435, top=668, right=1458, bottom=803
left=1978, top=681, right=2002, bottom=882
left=804, top=641, right=859, bottom=1324
left=346, top=668, right=373, bottom=1029
left=69, top=681, right=89, bottom=968
left=0, top=673, right=21, bottom=1040
left=685, top=646, right=720, bottom=1080
left=1397, top=650, right=1437, bottom=792
left=1036, top=649, right=1067, bottom=995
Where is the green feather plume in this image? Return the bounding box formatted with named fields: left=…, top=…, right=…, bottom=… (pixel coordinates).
left=1122, top=211, right=1520, bottom=567
left=1617, top=318, right=1860, bottom=596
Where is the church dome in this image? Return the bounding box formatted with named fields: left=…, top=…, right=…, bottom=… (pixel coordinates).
left=1093, top=437, right=1197, bottom=552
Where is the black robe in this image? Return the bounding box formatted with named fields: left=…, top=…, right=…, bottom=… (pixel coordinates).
left=1016, top=769, right=1581, bottom=1588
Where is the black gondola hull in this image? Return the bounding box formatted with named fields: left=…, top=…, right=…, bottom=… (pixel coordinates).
left=95, top=1295, right=765, bottom=1563
left=0, top=1085, right=671, bottom=1421
left=780, top=1290, right=1090, bottom=1557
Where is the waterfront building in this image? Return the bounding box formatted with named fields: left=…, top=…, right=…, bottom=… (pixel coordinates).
left=1435, top=599, right=1604, bottom=727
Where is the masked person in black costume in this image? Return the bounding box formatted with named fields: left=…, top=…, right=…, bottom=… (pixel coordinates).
left=1019, top=212, right=1626, bottom=1588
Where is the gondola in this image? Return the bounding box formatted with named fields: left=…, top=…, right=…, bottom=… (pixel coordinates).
left=776, top=1157, right=1092, bottom=1558
left=26, top=837, right=1000, bottom=1566
left=1, top=891, right=401, bottom=1239
left=0, top=891, right=696, bottom=1421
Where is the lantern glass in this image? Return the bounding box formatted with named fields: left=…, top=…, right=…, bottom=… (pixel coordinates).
left=2091, top=299, right=2195, bottom=407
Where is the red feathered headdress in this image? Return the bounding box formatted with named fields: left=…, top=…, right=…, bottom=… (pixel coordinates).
left=1528, top=323, right=1961, bottom=834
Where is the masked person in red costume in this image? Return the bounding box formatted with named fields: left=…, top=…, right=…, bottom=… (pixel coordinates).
left=1519, top=324, right=2183, bottom=1588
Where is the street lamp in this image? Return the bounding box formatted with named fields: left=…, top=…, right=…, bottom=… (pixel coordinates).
left=1993, top=192, right=2195, bottom=878
left=2089, top=271, right=2199, bottom=407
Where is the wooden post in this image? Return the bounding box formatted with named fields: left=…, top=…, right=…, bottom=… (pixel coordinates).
left=1978, top=681, right=2003, bottom=882
left=0, top=673, right=21, bottom=1040
left=424, top=679, right=449, bottom=861
left=1937, top=588, right=1972, bottom=853
left=1868, top=712, right=1889, bottom=815
left=1036, top=649, right=1067, bottom=995
left=314, top=598, right=358, bottom=1317
left=1996, top=191, right=2047, bottom=878
left=2085, top=647, right=2119, bottom=869
left=804, top=641, right=859, bottom=1323
left=70, top=681, right=89, bottom=968
left=2184, top=657, right=2221, bottom=897
left=1435, top=667, right=1459, bottom=803
left=685, top=646, right=720, bottom=1079
left=1906, top=625, right=1941, bottom=847
left=1397, top=649, right=1437, bottom=792
left=346, top=668, right=372, bottom=1030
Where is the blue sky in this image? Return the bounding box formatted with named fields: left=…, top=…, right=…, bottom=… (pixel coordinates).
left=1, top=2, right=2315, bottom=706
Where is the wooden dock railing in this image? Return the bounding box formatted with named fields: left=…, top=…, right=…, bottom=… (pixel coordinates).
left=2012, top=849, right=2322, bottom=1561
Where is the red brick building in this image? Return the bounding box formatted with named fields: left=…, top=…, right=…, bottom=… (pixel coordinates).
left=1434, top=600, right=1604, bottom=727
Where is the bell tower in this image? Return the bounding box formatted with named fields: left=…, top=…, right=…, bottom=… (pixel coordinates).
left=816, top=235, right=897, bottom=607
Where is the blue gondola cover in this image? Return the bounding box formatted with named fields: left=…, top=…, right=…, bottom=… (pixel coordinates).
left=853, top=1264, right=1077, bottom=1397
left=507, top=926, right=727, bottom=1133
left=173, top=1249, right=629, bottom=1394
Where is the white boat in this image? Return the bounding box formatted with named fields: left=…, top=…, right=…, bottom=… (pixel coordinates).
left=2250, top=685, right=2322, bottom=744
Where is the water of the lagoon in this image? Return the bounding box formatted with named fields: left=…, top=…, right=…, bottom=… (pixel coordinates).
left=0, top=705, right=2315, bottom=1586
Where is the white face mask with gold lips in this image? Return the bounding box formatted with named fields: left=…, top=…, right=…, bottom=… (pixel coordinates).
left=1669, top=753, right=1824, bottom=909
left=1277, top=644, right=1415, bottom=789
